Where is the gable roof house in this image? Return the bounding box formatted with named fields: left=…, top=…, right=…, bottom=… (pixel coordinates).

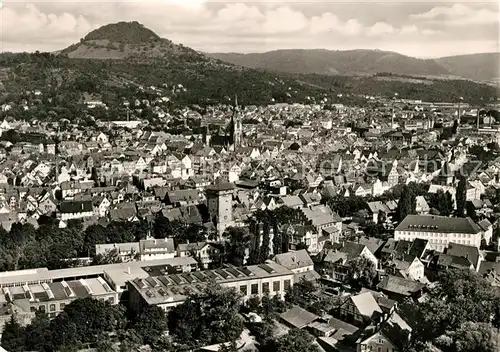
left=59, top=200, right=93, bottom=221
left=320, top=242, right=378, bottom=283
left=301, top=205, right=342, bottom=233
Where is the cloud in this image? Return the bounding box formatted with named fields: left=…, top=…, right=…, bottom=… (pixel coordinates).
left=0, top=1, right=497, bottom=58
left=367, top=22, right=397, bottom=36
left=1, top=4, right=93, bottom=43
left=411, top=3, right=499, bottom=25
left=309, top=13, right=363, bottom=36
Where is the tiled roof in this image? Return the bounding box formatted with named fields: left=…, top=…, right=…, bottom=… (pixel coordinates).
left=395, top=215, right=481, bottom=234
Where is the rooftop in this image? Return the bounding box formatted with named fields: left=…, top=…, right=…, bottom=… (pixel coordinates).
left=128, top=260, right=293, bottom=305
left=395, top=215, right=481, bottom=234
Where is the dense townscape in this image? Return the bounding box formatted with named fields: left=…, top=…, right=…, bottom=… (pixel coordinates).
left=0, top=19, right=500, bottom=352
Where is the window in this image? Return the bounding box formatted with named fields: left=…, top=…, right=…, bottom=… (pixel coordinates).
left=251, top=284, right=258, bottom=295
left=49, top=304, right=56, bottom=312
left=60, top=303, right=66, bottom=310
left=108, top=297, right=115, bottom=304
left=273, top=281, right=280, bottom=292
left=240, top=285, right=248, bottom=295
left=30, top=306, right=36, bottom=312
left=262, top=282, right=269, bottom=293
left=39, top=305, right=46, bottom=312
left=284, top=280, right=291, bottom=290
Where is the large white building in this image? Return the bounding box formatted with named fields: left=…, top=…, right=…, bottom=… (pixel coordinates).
left=394, top=215, right=483, bottom=252
left=128, top=260, right=294, bottom=314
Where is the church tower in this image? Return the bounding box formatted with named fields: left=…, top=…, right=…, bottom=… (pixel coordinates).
left=231, top=95, right=242, bottom=149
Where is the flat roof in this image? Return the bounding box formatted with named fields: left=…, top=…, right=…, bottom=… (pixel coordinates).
left=0, top=257, right=198, bottom=287
left=129, top=260, right=293, bottom=305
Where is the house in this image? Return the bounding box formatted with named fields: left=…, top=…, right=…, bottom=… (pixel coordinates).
left=278, top=196, right=304, bottom=209
left=367, top=201, right=390, bottom=223
left=93, top=197, right=111, bottom=217
left=286, top=225, right=322, bottom=254
left=357, top=323, right=410, bottom=352
left=376, top=275, right=426, bottom=301
left=339, top=291, right=383, bottom=326
left=320, top=242, right=379, bottom=282
left=384, top=256, right=425, bottom=281
left=273, top=250, right=319, bottom=281
left=301, top=205, right=342, bottom=233
left=446, top=242, right=483, bottom=271
left=95, top=242, right=140, bottom=262
left=139, top=238, right=175, bottom=261
left=478, top=218, right=493, bottom=245
left=415, top=196, right=430, bottom=214
left=176, top=242, right=220, bottom=269
left=165, top=189, right=201, bottom=207
left=280, top=306, right=320, bottom=329
left=59, top=200, right=93, bottom=221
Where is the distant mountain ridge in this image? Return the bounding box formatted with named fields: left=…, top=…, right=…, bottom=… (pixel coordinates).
left=207, top=49, right=500, bottom=83
left=0, top=21, right=495, bottom=109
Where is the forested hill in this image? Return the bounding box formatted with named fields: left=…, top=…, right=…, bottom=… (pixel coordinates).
left=0, top=22, right=497, bottom=110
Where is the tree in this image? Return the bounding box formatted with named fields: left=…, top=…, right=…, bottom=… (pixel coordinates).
left=396, top=185, right=415, bottom=222
left=262, top=328, right=320, bottom=352
left=224, top=227, right=250, bottom=267
left=377, top=210, right=387, bottom=225
left=24, top=311, right=53, bottom=352
left=452, top=322, right=500, bottom=352
left=92, top=248, right=123, bottom=265
left=90, top=167, right=99, bottom=185
left=134, top=306, right=168, bottom=346
left=248, top=320, right=275, bottom=346
left=428, top=190, right=454, bottom=216
left=345, top=256, right=378, bottom=289
left=167, top=284, right=244, bottom=348
left=456, top=176, right=467, bottom=217
left=466, top=202, right=478, bottom=221
left=285, top=278, right=316, bottom=307
left=400, top=269, right=500, bottom=346
left=1, top=315, right=25, bottom=352
left=118, top=329, right=142, bottom=352
left=50, top=298, right=126, bottom=348
left=153, top=214, right=170, bottom=238
left=259, top=221, right=271, bottom=263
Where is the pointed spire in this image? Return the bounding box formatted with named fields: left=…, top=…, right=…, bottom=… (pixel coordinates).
left=235, top=94, right=239, bottom=110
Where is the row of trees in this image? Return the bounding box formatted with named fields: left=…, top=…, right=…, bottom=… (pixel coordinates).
left=1, top=298, right=169, bottom=352
left=0, top=216, right=156, bottom=271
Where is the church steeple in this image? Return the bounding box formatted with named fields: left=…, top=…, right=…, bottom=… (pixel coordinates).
left=231, top=95, right=242, bottom=149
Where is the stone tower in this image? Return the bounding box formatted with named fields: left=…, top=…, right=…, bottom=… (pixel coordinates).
left=206, top=180, right=235, bottom=236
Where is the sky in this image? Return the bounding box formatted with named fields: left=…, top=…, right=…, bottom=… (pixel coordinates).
left=0, top=0, right=499, bottom=58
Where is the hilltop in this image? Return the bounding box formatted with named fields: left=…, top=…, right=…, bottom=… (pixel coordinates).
left=59, top=21, right=204, bottom=61
left=207, top=49, right=500, bottom=83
